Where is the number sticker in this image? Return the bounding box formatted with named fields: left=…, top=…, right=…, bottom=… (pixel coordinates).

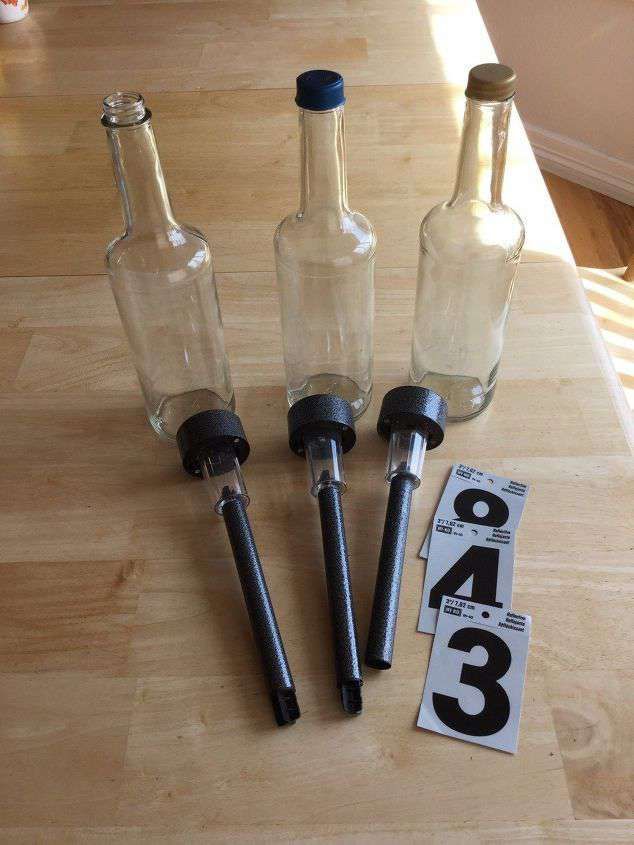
left=418, top=465, right=529, bottom=633
left=432, top=626, right=511, bottom=736
left=428, top=545, right=503, bottom=611
left=418, top=596, right=531, bottom=753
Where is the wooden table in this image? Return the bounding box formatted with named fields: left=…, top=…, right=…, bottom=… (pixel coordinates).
left=2, top=1, right=633, bottom=840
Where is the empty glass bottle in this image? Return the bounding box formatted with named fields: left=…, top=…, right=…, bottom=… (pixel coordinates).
left=102, top=92, right=234, bottom=441
left=410, top=64, right=525, bottom=420
left=275, top=70, right=376, bottom=419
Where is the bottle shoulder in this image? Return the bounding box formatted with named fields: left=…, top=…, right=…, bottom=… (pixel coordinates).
left=274, top=208, right=376, bottom=267
left=106, top=224, right=213, bottom=277
left=420, top=200, right=525, bottom=259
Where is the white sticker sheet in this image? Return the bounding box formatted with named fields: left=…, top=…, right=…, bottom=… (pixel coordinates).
left=417, top=595, right=531, bottom=754
left=418, top=465, right=529, bottom=634
left=420, top=525, right=431, bottom=559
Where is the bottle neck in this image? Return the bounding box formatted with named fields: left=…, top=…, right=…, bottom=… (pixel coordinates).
left=105, top=116, right=176, bottom=234
left=450, top=97, right=512, bottom=206
left=299, top=106, right=349, bottom=214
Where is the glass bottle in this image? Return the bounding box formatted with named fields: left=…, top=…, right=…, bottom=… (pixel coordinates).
left=410, top=64, right=525, bottom=421
left=275, top=70, right=376, bottom=419
left=102, top=92, right=234, bottom=442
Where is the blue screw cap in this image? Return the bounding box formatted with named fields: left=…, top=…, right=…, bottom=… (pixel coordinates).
left=295, top=70, right=345, bottom=111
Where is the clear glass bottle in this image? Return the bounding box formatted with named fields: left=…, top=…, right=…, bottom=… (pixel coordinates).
left=410, top=64, right=525, bottom=421
left=275, top=70, right=376, bottom=419
left=102, top=92, right=234, bottom=441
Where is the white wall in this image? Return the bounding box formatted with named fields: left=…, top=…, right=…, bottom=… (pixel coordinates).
left=477, top=0, right=634, bottom=203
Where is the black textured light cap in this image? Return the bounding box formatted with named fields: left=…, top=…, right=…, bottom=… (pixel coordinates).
left=288, top=394, right=356, bottom=457
left=177, top=409, right=250, bottom=477
left=465, top=63, right=516, bottom=102
left=377, top=386, right=447, bottom=450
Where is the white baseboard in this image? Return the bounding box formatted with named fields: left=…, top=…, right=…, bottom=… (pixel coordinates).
left=526, top=124, right=634, bottom=206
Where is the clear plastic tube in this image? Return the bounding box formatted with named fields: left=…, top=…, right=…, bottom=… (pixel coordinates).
left=304, top=433, right=346, bottom=497
left=200, top=452, right=249, bottom=514
left=385, top=429, right=427, bottom=486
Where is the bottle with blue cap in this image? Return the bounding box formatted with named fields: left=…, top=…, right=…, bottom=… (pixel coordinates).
left=274, top=70, right=376, bottom=420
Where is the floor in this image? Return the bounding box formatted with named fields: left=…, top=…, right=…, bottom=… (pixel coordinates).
left=543, top=171, right=634, bottom=412
left=543, top=172, right=634, bottom=268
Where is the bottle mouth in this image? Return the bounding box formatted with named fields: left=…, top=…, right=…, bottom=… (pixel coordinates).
left=102, top=92, right=148, bottom=127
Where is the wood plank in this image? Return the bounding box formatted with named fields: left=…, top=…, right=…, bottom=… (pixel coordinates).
left=0, top=560, right=143, bottom=673
left=1, top=378, right=629, bottom=565
left=0, top=87, right=570, bottom=278
left=3, top=822, right=634, bottom=843
left=0, top=0, right=493, bottom=96
left=0, top=674, right=136, bottom=826
left=122, top=457, right=634, bottom=685
left=547, top=671, right=634, bottom=820
left=0, top=263, right=603, bottom=392
left=116, top=674, right=570, bottom=828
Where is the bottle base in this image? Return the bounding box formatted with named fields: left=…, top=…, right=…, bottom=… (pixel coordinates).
left=150, top=388, right=236, bottom=442
left=288, top=373, right=371, bottom=419
left=410, top=371, right=494, bottom=422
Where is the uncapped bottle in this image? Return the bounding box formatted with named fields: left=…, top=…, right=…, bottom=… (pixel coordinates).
left=102, top=92, right=234, bottom=441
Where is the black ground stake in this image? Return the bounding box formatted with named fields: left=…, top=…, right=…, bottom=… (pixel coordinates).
left=365, top=386, right=447, bottom=671
left=178, top=409, right=300, bottom=727
left=288, top=394, right=363, bottom=715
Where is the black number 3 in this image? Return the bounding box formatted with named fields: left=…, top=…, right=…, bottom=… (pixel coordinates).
left=432, top=627, right=511, bottom=737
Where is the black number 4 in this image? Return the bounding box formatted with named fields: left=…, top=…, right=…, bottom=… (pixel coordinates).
left=429, top=545, right=503, bottom=609
left=429, top=486, right=509, bottom=610
left=432, top=627, right=511, bottom=736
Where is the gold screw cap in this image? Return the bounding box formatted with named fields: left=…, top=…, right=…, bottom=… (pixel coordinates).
left=465, top=63, right=516, bottom=102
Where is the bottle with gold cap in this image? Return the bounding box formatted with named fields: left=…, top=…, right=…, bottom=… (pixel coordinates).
left=410, top=63, right=525, bottom=421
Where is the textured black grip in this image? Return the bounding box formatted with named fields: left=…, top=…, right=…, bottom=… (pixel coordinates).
left=222, top=497, right=300, bottom=726
left=317, top=484, right=363, bottom=714
left=365, top=474, right=416, bottom=670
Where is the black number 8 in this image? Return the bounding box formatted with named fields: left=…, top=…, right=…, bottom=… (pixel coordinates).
left=453, top=488, right=509, bottom=527
left=432, top=627, right=511, bottom=737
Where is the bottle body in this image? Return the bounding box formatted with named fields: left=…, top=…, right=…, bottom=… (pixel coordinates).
left=275, top=80, right=375, bottom=419
left=103, top=93, right=234, bottom=441
left=275, top=238, right=374, bottom=417
left=106, top=227, right=234, bottom=439
left=410, top=201, right=523, bottom=420
left=410, top=82, right=524, bottom=421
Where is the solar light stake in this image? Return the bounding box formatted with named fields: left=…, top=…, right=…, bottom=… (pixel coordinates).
left=178, top=409, right=300, bottom=727
left=288, top=395, right=363, bottom=715
left=365, top=387, right=447, bottom=671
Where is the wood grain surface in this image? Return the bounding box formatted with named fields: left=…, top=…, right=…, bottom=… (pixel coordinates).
left=0, top=0, right=633, bottom=841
